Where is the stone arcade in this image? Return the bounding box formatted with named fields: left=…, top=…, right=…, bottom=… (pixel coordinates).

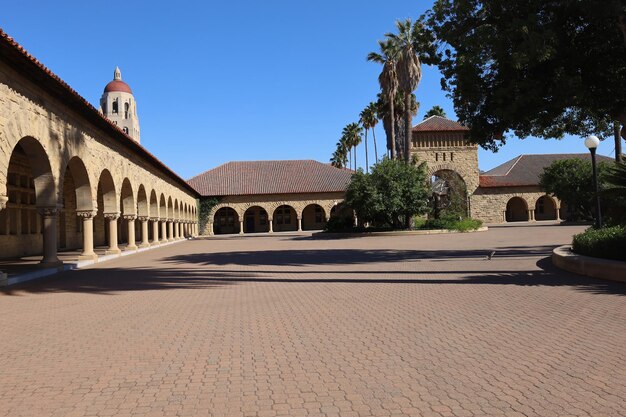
left=0, top=30, right=199, bottom=281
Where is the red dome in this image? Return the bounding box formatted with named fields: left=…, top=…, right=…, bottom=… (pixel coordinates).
left=104, top=80, right=132, bottom=94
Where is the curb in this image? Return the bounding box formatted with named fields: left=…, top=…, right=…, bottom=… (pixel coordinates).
left=312, top=226, right=489, bottom=238
left=3, top=238, right=192, bottom=287
left=552, top=245, right=626, bottom=283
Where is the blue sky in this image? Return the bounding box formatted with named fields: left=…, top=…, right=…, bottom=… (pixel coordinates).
left=1, top=1, right=613, bottom=179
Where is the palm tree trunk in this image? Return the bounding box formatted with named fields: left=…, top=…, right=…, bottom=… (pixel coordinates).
left=390, top=99, right=396, bottom=159
left=404, top=92, right=412, bottom=163
left=364, top=129, right=369, bottom=172
left=354, top=141, right=358, bottom=171
left=615, top=119, right=623, bottom=163
left=372, top=126, right=378, bottom=164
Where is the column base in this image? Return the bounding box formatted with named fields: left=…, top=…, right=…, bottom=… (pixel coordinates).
left=125, top=245, right=139, bottom=251
left=160, top=238, right=168, bottom=244
left=105, top=248, right=122, bottom=255
left=39, top=260, right=63, bottom=268
left=150, top=241, right=161, bottom=246
left=139, top=242, right=151, bottom=248
left=78, top=253, right=98, bottom=261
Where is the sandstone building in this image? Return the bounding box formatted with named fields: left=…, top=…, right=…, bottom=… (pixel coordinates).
left=0, top=29, right=198, bottom=275
left=188, top=160, right=352, bottom=235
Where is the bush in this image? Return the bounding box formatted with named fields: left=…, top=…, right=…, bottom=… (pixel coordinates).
left=419, top=215, right=482, bottom=232
left=572, top=226, right=626, bottom=261
left=324, top=215, right=354, bottom=233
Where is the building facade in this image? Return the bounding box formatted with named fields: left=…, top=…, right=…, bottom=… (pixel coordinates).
left=0, top=30, right=198, bottom=272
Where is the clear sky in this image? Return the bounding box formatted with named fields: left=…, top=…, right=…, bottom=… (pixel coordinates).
left=1, top=1, right=614, bottom=179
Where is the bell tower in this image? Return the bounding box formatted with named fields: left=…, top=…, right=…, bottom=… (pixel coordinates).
left=99, top=67, right=141, bottom=143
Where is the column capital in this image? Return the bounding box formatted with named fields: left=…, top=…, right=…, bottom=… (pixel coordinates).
left=151, top=217, right=161, bottom=222
left=38, top=206, right=59, bottom=217
left=138, top=216, right=150, bottom=222
left=104, top=212, right=120, bottom=220
left=76, top=210, right=97, bottom=219
left=0, top=195, right=8, bottom=211
left=123, top=214, right=137, bottom=221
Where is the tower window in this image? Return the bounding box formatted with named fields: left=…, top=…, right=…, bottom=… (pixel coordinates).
left=435, top=153, right=439, bottom=162
left=450, top=152, right=454, bottom=162
left=112, top=99, right=118, bottom=114
left=123, top=127, right=129, bottom=134
left=124, top=102, right=130, bottom=119
left=443, top=153, right=447, bottom=161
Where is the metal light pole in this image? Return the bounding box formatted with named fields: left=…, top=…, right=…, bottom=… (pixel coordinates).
left=584, top=135, right=602, bottom=228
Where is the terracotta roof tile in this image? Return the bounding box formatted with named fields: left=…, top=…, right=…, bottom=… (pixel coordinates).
left=187, top=160, right=353, bottom=197
left=412, top=115, right=469, bottom=132
left=479, top=153, right=613, bottom=188
left=0, top=28, right=198, bottom=197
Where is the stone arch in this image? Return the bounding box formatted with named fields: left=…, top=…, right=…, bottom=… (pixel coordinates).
left=213, top=206, right=240, bottom=235
left=148, top=189, right=158, bottom=218
left=7, top=136, right=56, bottom=208
left=160, top=194, right=167, bottom=219
left=97, top=169, right=118, bottom=214
left=430, top=168, right=468, bottom=218
left=137, top=185, right=149, bottom=218
left=62, top=156, right=93, bottom=212
left=174, top=199, right=179, bottom=220
left=302, top=204, right=327, bottom=231
left=120, top=178, right=135, bottom=216
left=535, top=195, right=557, bottom=221
left=272, top=204, right=297, bottom=232
left=167, top=196, right=173, bottom=219
left=243, top=205, right=270, bottom=233
left=506, top=197, right=529, bottom=222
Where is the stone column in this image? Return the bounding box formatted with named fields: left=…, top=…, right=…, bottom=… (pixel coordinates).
left=138, top=216, right=150, bottom=248
left=556, top=207, right=561, bottom=221
left=76, top=210, right=97, bottom=260
left=104, top=213, right=121, bottom=255
left=39, top=207, right=62, bottom=266
left=178, top=222, right=184, bottom=240
left=174, top=220, right=179, bottom=240
left=268, top=218, right=273, bottom=233
left=168, top=219, right=174, bottom=241
left=0, top=197, right=6, bottom=284
left=529, top=209, right=536, bottom=222
left=239, top=220, right=244, bottom=235
left=152, top=218, right=160, bottom=245
left=161, top=220, right=168, bottom=243
left=208, top=222, right=214, bottom=236
left=125, top=215, right=138, bottom=251
left=297, top=217, right=302, bottom=232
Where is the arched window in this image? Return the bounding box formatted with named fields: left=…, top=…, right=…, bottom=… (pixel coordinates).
left=123, top=127, right=129, bottom=134
left=112, top=99, right=118, bottom=114
left=124, top=102, right=129, bottom=119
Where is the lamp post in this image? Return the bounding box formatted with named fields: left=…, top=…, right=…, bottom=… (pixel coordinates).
left=584, top=135, right=602, bottom=228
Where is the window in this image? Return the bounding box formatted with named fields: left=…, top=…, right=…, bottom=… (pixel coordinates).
left=259, top=212, right=267, bottom=225
left=123, top=127, right=129, bottom=134
left=124, top=102, right=130, bottom=119
left=537, top=199, right=545, bottom=214
left=450, top=152, right=454, bottom=162
left=443, top=153, right=447, bottom=162
left=435, top=153, right=439, bottom=162
left=112, top=99, right=118, bottom=114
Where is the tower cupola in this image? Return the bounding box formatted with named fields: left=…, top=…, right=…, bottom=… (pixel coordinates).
left=99, top=67, right=141, bottom=143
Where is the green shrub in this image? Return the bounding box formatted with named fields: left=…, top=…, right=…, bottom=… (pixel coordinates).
left=419, top=215, right=482, bottom=232
left=572, top=226, right=626, bottom=261
left=324, top=216, right=354, bottom=233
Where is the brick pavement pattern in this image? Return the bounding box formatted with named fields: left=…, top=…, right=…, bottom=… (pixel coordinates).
left=1, top=224, right=625, bottom=417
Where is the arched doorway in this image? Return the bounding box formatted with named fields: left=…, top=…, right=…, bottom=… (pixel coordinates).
left=60, top=157, right=93, bottom=251
left=535, top=196, right=557, bottom=221
left=95, top=169, right=118, bottom=250
left=430, top=169, right=468, bottom=218
left=272, top=205, right=297, bottom=232
left=243, top=206, right=269, bottom=233
left=213, top=207, right=239, bottom=234
left=302, top=204, right=326, bottom=230
left=1, top=137, right=56, bottom=261
left=505, top=197, right=528, bottom=222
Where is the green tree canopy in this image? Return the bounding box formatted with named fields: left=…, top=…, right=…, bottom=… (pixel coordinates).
left=539, top=158, right=610, bottom=221
left=426, top=1, right=626, bottom=155
left=345, top=158, right=430, bottom=229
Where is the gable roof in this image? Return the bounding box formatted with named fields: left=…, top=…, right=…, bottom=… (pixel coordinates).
left=187, top=160, right=353, bottom=197
left=412, top=115, right=469, bottom=132
left=479, top=153, right=614, bottom=188
left=0, top=29, right=199, bottom=197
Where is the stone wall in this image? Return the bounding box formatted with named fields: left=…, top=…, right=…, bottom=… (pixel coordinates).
left=471, top=186, right=561, bottom=224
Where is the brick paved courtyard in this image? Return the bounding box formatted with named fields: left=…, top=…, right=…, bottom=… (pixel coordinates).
left=1, top=224, right=625, bottom=417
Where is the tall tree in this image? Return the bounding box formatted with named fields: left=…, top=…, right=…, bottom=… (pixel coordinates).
left=342, top=123, right=363, bottom=171
left=424, top=105, right=447, bottom=119
left=360, top=103, right=379, bottom=171
left=376, top=91, right=419, bottom=162
left=426, top=1, right=626, bottom=161
left=368, top=40, right=399, bottom=159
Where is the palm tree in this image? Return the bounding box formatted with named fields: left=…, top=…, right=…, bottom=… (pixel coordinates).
left=342, top=123, right=363, bottom=171
left=385, top=18, right=437, bottom=163
left=368, top=39, right=399, bottom=159
left=376, top=91, right=418, bottom=161
left=423, top=105, right=447, bottom=119
left=360, top=102, right=380, bottom=170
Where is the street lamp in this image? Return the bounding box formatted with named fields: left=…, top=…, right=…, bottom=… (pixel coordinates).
left=584, top=135, right=602, bottom=228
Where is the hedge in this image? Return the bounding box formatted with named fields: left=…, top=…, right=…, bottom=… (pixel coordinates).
left=572, top=226, right=626, bottom=262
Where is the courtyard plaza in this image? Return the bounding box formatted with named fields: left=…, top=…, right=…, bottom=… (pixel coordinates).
left=1, top=223, right=625, bottom=417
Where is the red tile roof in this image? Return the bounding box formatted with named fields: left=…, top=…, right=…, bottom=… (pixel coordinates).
left=0, top=28, right=198, bottom=197
left=479, top=153, right=614, bottom=188
left=187, top=160, right=353, bottom=197
left=412, top=115, right=469, bottom=132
